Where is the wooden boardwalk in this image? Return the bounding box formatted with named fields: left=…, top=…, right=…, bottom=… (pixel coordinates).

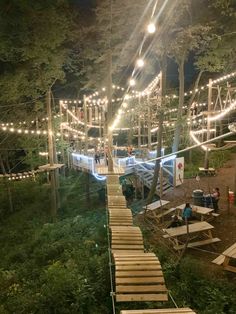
left=106, top=174, right=168, bottom=303
left=106, top=174, right=196, bottom=313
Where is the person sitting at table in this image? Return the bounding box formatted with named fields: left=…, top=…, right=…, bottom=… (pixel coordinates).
left=182, top=203, right=193, bottom=222
left=211, top=187, right=220, bottom=212
left=167, top=215, right=182, bottom=228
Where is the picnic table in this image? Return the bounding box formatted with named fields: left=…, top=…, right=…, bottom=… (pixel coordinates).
left=140, top=200, right=170, bottom=214
left=176, top=204, right=214, bottom=221
left=212, top=242, right=236, bottom=273
left=198, top=167, right=215, bottom=176
left=163, top=221, right=220, bottom=250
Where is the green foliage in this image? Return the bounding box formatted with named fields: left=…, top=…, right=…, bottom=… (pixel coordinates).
left=0, top=172, right=110, bottom=313
left=209, top=150, right=231, bottom=169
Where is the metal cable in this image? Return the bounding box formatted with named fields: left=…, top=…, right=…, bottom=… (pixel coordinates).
left=105, top=184, right=116, bottom=314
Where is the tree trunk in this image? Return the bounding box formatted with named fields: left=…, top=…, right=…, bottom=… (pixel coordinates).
left=187, top=70, right=203, bottom=118
left=172, top=56, right=185, bottom=153
left=0, top=153, right=14, bottom=212
left=146, top=57, right=167, bottom=204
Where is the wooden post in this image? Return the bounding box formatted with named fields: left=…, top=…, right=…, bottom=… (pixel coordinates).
left=0, top=154, right=14, bottom=212
left=204, top=79, right=212, bottom=169
left=107, top=48, right=114, bottom=172
left=138, top=112, right=141, bottom=150
left=83, top=95, right=88, bottom=154
left=46, top=89, right=57, bottom=220
left=147, top=96, right=152, bottom=150
left=142, top=179, right=144, bottom=200
left=159, top=165, right=163, bottom=198
left=226, top=186, right=230, bottom=215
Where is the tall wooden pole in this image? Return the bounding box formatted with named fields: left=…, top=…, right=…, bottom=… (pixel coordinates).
left=107, top=48, right=114, bottom=172
left=204, top=79, right=212, bottom=169
left=83, top=95, right=88, bottom=154
left=138, top=97, right=141, bottom=150
left=47, top=89, right=57, bottom=220
left=147, top=96, right=152, bottom=150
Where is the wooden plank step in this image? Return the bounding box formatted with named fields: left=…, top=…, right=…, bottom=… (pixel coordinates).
left=116, top=265, right=162, bottom=271
left=116, top=285, right=167, bottom=293
left=174, top=238, right=221, bottom=250
left=112, top=250, right=144, bottom=255
left=112, top=229, right=142, bottom=233
left=116, top=293, right=168, bottom=302
left=114, top=256, right=158, bottom=261
left=114, top=253, right=156, bottom=258
left=120, top=308, right=196, bottom=314
left=110, top=219, right=133, bottom=223
left=112, top=237, right=143, bottom=241
left=116, top=270, right=163, bottom=277
left=112, top=240, right=144, bottom=244
left=112, top=245, right=144, bottom=250
left=109, top=212, right=132, bottom=215
left=110, top=217, right=133, bottom=221
left=116, top=277, right=165, bottom=284
left=115, top=260, right=160, bottom=265
left=110, top=222, right=133, bottom=226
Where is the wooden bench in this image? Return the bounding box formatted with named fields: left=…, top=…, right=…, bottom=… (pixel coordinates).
left=174, top=237, right=221, bottom=250
left=120, top=308, right=197, bottom=314
left=212, top=242, right=236, bottom=273
left=156, top=208, right=177, bottom=220
left=139, top=200, right=170, bottom=214
left=163, top=221, right=220, bottom=250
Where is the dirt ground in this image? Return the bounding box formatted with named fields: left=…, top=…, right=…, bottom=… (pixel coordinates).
left=164, top=155, right=236, bottom=253
left=135, top=155, right=236, bottom=271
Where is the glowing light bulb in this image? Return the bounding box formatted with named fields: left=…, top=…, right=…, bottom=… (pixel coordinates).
left=136, top=58, right=144, bottom=67
left=129, top=79, right=136, bottom=86
left=147, top=23, right=156, bottom=34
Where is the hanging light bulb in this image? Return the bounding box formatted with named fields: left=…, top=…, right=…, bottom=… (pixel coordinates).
left=136, top=58, right=144, bottom=68
left=129, top=78, right=136, bottom=86
left=147, top=23, right=156, bottom=34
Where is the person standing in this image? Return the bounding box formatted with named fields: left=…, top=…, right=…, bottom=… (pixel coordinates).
left=212, top=188, right=220, bottom=212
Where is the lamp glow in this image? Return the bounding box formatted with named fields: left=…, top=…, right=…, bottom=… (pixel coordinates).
left=147, top=23, right=156, bottom=34
left=136, top=58, right=144, bottom=68
left=129, top=79, right=136, bottom=86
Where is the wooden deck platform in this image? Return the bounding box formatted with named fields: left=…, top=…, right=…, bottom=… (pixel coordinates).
left=114, top=252, right=168, bottom=302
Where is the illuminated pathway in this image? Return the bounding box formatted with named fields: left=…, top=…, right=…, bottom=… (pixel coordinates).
left=106, top=174, right=197, bottom=313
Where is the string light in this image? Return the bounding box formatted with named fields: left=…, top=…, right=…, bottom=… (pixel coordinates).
left=129, top=79, right=136, bottom=86
left=136, top=58, right=144, bottom=68
left=0, top=125, right=48, bottom=136
left=147, top=23, right=156, bottom=34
